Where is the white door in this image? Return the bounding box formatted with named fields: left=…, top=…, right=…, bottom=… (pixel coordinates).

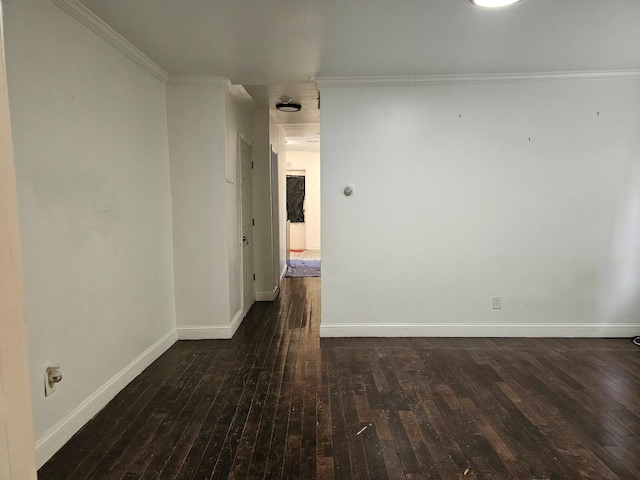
left=241, top=140, right=255, bottom=315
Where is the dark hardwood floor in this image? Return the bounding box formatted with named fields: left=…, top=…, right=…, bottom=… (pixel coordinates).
left=39, top=278, right=640, bottom=479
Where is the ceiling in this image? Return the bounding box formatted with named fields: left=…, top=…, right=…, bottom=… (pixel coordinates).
left=243, top=83, right=320, bottom=149
left=80, top=0, right=640, bottom=83
left=79, top=0, right=640, bottom=142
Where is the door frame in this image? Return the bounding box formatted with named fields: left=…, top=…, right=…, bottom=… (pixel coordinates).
left=0, top=12, right=38, bottom=478
left=237, top=132, right=255, bottom=317
left=285, top=170, right=307, bottom=253
left=270, top=146, right=281, bottom=288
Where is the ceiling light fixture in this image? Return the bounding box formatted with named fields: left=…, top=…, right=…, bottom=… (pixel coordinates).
left=470, top=0, right=522, bottom=7
left=276, top=96, right=302, bottom=113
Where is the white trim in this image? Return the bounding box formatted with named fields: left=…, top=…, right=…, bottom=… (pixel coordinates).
left=238, top=132, right=253, bottom=147
left=35, top=329, right=177, bottom=467
left=177, top=326, right=228, bottom=340
left=238, top=134, right=255, bottom=318
left=316, top=70, right=640, bottom=89
left=256, top=285, right=279, bottom=302
left=280, top=264, right=287, bottom=283
left=168, top=75, right=232, bottom=89
left=317, top=76, right=416, bottom=88
left=50, top=0, right=169, bottom=83
left=237, top=132, right=245, bottom=316
left=228, top=84, right=255, bottom=105
left=243, top=301, right=253, bottom=318
left=229, top=309, right=245, bottom=337
left=177, top=310, right=245, bottom=340
left=319, top=323, right=640, bottom=338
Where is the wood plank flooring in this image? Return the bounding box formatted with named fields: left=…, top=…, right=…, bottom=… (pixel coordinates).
left=39, top=278, right=640, bottom=479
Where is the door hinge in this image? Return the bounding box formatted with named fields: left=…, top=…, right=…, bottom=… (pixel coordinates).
left=253, top=273, right=256, bottom=281
left=252, top=218, right=255, bottom=226
left=251, top=161, right=254, bottom=169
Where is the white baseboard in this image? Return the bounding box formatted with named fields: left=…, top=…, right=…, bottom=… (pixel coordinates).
left=256, top=284, right=279, bottom=301
left=319, top=323, right=640, bottom=338
left=280, top=264, right=287, bottom=283
left=229, top=308, right=245, bottom=337
left=35, top=329, right=178, bottom=468
left=177, top=309, right=244, bottom=340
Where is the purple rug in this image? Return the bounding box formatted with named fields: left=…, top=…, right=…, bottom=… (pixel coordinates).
left=285, top=259, right=321, bottom=277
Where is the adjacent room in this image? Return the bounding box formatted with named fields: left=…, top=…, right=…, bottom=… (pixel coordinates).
left=1, top=0, right=639, bottom=479
left=286, top=127, right=321, bottom=278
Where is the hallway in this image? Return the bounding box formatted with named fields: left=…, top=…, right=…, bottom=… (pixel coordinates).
left=39, top=278, right=640, bottom=479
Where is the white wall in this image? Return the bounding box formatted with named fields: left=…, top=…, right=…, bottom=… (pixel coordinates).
left=167, top=78, right=232, bottom=335
left=168, top=78, right=254, bottom=337
left=0, top=11, right=37, bottom=477
left=4, top=0, right=176, bottom=465
left=226, top=92, right=254, bottom=319
left=287, top=150, right=321, bottom=251
left=319, top=76, right=640, bottom=337
left=289, top=222, right=306, bottom=251
left=251, top=108, right=274, bottom=299
left=250, top=110, right=287, bottom=299
left=270, top=118, right=287, bottom=284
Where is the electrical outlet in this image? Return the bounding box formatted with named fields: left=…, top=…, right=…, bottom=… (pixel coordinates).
left=492, top=296, right=502, bottom=309
left=44, top=364, right=62, bottom=397
left=44, top=371, right=56, bottom=396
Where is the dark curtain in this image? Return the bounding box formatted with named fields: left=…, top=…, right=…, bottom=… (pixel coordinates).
left=286, top=175, right=305, bottom=222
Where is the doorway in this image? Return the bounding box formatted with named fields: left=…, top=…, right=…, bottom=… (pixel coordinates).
left=285, top=148, right=321, bottom=277
left=286, top=172, right=307, bottom=252
left=240, top=138, right=255, bottom=315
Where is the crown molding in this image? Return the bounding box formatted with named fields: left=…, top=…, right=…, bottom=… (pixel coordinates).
left=51, top=0, right=169, bottom=83
left=167, top=75, right=232, bottom=90
left=316, top=70, right=640, bottom=89
left=228, top=83, right=255, bottom=105
left=316, top=76, right=417, bottom=88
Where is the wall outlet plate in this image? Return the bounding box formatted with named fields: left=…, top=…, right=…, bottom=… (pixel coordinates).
left=44, top=371, right=56, bottom=397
